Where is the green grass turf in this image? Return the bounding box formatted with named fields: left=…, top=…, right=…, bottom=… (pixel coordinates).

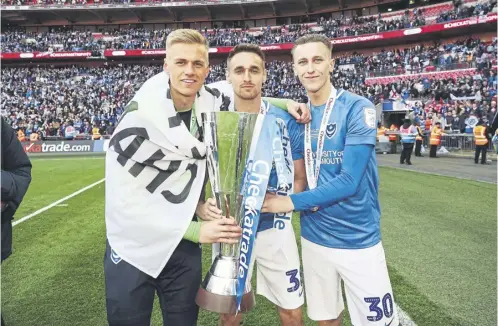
left=13, top=157, right=105, bottom=218
left=1, top=157, right=496, bottom=326
left=378, top=167, right=497, bottom=326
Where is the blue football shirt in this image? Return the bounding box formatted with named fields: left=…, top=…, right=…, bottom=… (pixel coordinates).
left=290, top=90, right=381, bottom=249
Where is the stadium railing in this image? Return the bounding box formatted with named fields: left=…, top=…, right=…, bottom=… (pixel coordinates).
left=365, top=62, right=480, bottom=78
left=382, top=131, right=496, bottom=154
left=439, top=133, right=495, bottom=152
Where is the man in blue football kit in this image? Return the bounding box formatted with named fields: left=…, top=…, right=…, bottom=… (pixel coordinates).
left=205, top=44, right=307, bottom=326
left=263, top=34, right=399, bottom=326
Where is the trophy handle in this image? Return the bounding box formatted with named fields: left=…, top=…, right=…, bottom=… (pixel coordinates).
left=223, top=194, right=230, bottom=219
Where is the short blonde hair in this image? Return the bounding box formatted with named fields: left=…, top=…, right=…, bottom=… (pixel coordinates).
left=165, top=29, right=209, bottom=51
left=292, top=34, right=333, bottom=56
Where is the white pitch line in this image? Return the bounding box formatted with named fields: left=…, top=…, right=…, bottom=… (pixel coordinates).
left=13, top=178, right=105, bottom=227
left=395, top=303, right=418, bottom=326
left=378, top=164, right=496, bottom=185
left=32, top=156, right=105, bottom=162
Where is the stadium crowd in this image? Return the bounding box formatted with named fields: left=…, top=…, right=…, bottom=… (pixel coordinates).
left=337, top=37, right=496, bottom=76
left=2, top=52, right=496, bottom=140
left=1, top=0, right=496, bottom=53
left=1, top=0, right=496, bottom=140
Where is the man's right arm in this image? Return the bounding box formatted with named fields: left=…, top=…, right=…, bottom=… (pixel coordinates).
left=183, top=219, right=242, bottom=244
left=183, top=221, right=202, bottom=243
left=186, top=182, right=239, bottom=244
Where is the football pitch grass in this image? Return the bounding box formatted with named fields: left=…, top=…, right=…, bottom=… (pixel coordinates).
left=1, top=156, right=496, bottom=326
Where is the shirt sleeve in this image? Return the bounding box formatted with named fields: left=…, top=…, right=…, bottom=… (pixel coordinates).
left=290, top=143, right=373, bottom=211
left=206, top=81, right=234, bottom=112
left=264, top=98, right=289, bottom=110
left=182, top=221, right=201, bottom=243
left=345, top=99, right=377, bottom=147
left=288, top=118, right=304, bottom=161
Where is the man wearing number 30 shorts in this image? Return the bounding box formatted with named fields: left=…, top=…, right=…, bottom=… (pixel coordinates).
left=262, top=34, right=399, bottom=326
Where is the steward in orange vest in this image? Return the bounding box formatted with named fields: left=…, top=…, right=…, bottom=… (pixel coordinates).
left=388, top=124, right=398, bottom=141
left=473, top=120, right=490, bottom=164
left=429, top=122, right=445, bottom=158
left=388, top=123, right=398, bottom=154
left=377, top=122, right=387, bottom=142
left=92, top=126, right=101, bottom=140
left=414, top=120, right=424, bottom=157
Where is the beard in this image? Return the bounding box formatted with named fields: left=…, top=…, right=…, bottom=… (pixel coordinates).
left=236, top=87, right=260, bottom=101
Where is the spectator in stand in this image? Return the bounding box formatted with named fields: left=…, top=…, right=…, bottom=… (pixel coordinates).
left=1, top=64, right=160, bottom=139
left=3, top=61, right=496, bottom=137
left=1, top=37, right=496, bottom=140
left=64, top=121, right=76, bottom=140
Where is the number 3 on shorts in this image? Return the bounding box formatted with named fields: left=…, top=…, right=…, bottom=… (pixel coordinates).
left=364, top=293, right=394, bottom=322
left=286, top=269, right=300, bottom=292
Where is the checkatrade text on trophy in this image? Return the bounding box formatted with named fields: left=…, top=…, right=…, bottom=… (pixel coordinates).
left=196, top=111, right=257, bottom=314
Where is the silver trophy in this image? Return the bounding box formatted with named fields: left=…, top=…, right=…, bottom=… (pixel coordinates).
left=195, top=111, right=258, bottom=314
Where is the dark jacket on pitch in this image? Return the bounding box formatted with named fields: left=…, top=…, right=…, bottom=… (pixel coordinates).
left=1, top=117, right=32, bottom=261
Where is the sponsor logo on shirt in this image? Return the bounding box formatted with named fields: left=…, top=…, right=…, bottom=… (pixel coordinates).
left=364, top=108, right=377, bottom=129
left=110, top=249, right=122, bottom=265
left=311, top=150, right=344, bottom=165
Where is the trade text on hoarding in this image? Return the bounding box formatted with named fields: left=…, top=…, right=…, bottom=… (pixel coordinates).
left=22, top=141, right=92, bottom=153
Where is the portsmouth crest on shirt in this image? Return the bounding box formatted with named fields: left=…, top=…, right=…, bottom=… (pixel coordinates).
left=364, top=108, right=376, bottom=129
left=110, top=248, right=122, bottom=265
left=326, top=123, right=337, bottom=139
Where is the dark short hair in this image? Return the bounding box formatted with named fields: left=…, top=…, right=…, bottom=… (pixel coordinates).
left=292, top=34, right=333, bottom=56
left=227, top=43, right=265, bottom=65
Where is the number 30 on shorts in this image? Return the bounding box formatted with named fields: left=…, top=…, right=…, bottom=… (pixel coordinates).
left=364, top=293, right=394, bottom=322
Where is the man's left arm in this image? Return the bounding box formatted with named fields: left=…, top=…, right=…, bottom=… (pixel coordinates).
left=289, top=145, right=372, bottom=211
left=206, top=81, right=310, bottom=123
left=264, top=97, right=311, bottom=124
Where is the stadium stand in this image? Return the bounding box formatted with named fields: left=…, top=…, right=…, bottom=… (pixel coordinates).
left=1, top=0, right=496, bottom=52
left=1, top=0, right=497, bottom=141
left=2, top=57, right=496, bottom=140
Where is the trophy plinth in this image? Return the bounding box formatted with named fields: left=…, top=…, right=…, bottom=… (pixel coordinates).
left=196, top=111, right=258, bottom=314
left=195, top=256, right=255, bottom=314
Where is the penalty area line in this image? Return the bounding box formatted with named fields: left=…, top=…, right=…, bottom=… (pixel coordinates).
left=13, top=178, right=105, bottom=227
